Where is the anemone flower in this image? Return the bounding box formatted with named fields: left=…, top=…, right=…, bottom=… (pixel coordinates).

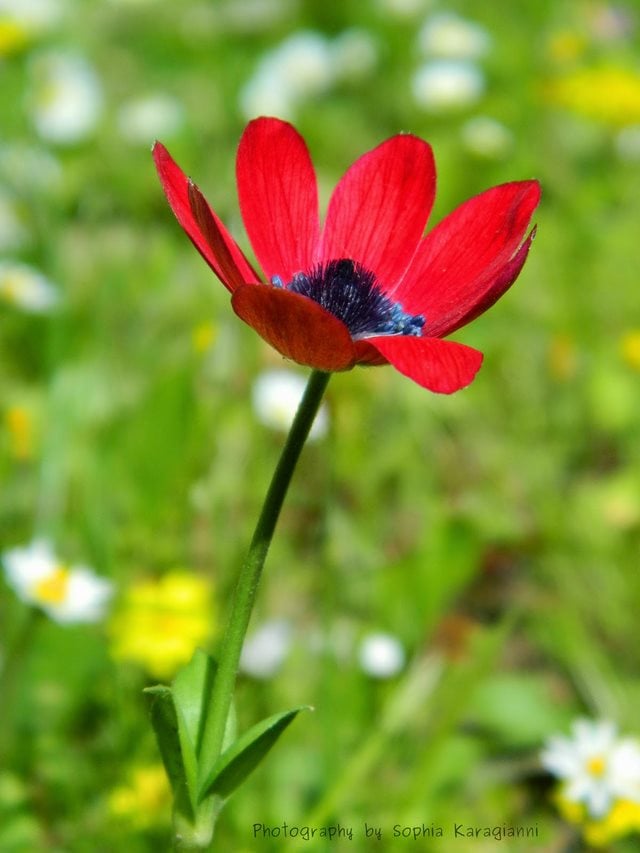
left=153, top=117, right=540, bottom=393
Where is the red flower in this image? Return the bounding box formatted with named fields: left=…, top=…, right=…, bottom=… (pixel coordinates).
left=153, top=117, right=540, bottom=393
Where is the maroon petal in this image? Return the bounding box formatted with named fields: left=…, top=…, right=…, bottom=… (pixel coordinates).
left=231, top=285, right=356, bottom=372
left=236, top=118, right=320, bottom=284
left=395, top=181, right=541, bottom=336
left=320, top=135, right=436, bottom=291
left=152, top=142, right=259, bottom=291
left=366, top=335, right=484, bottom=394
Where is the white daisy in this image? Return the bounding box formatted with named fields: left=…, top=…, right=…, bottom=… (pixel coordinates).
left=541, top=719, right=640, bottom=817
left=358, top=631, right=405, bottom=679
left=239, top=31, right=333, bottom=120
left=331, top=29, right=378, bottom=83
left=252, top=369, right=329, bottom=441
left=0, top=261, right=59, bottom=312
left=412, top=59, right=485, bottom=112
left=2, top=540, right=113, bottom=624
left=28, top=51, right=103, bottom=144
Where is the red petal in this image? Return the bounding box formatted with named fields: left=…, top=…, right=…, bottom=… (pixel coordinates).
left=354, top=339, right=388, bottom=366
left=231, top=285, right=356, bottom=372
left=153, top=142, right=259, bottom=291
left=236, top=118, right=320, bottom=284
left=366, top=335, right=484, bottom=394
left=441, top=226, right=537, bottom=336
left=395, top=181, right=541, bottom=336
left=320, top=135, right=436, bottom=290
left=187, top=181, right=253, bottom=291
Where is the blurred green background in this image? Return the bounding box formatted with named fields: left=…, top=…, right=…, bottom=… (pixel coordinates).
left=1, top=0, right=640, bottom=849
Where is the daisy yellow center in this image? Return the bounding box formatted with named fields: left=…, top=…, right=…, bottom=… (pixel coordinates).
left=272, top=258, right=425, bottom=340
left=586, top=755, right=607, bottom=777
left=33, top=566, right=70, bottom=605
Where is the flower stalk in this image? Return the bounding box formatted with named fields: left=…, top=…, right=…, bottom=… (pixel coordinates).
left=196, top=369, right=330, bottom=792
left=0, top=607, right=43, bottom=762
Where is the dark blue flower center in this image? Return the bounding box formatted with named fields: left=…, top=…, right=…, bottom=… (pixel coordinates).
left=271, top=259, right=424, bottom=340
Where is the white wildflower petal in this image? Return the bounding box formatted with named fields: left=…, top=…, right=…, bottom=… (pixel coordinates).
left=0, top=0, right=66, bottom=32
left=28, top=51, right=103, bottom=144
left=273, top=32, right=333, bottom=96
left=215, top=0, right=292, bottom=34
left=573, top=718, right=616, bottom=753
left=239, top=66, right=296, bottom=121
left=2, top=540, right=113, bottom=624
left=48, top=569, right=113, bottom=624
left=252, top=369, right=328, bottom=441
left=117, top=94, right=185, bottom=146
left=418, top=12, right=491, bottom=60
left=3, top=540, right=57, bottom=594
left=376, top=0, right=428, bottom=18
left=542, top=718, right=640, bottom=819
left=0, top=261, right=59, bottom=313
left=240, top=619, right=292, bottom=679
left=240, top=31, right=333, bottom=120
left=331, top=29, right=378, bottom=82
left=358, top=632, right=405, bottom=679
left=461, top=116, right=513, bottom=159
left=412, top=60, right=485, bottom=112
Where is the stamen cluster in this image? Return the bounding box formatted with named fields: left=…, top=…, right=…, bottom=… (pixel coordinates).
left=274, top=259, right=425, bottom=340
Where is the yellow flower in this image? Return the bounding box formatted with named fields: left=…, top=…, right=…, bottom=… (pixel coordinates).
left=108, top=764, right=171, bottom=830
left=546, top=30, right=587, bottom=64
left=4, top=404, right=36, bottom=460
left=191, top=321, right=217, bottom=354
left=620, top=330, right=640, bottom=371
left=545, top=66, right=640, bottom=126
left=0, top=20, right=29, bottom=57
left=109, top=571, right=215, bottom=678
left=555, top=791, right=640, bottom=847
left=548, top=334, right=579, bottom=381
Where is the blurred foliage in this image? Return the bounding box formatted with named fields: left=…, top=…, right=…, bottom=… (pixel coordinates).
left=1, top=0, right=640, bottom=849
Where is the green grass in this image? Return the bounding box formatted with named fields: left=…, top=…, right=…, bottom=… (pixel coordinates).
left=1, top=0, right=640, bottom=849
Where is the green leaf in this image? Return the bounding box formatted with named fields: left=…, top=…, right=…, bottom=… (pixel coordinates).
left=199, top=706, right=311, bottom=802
left=171, top=648, right=238, bottom=753
left=145, top=685, right=195, bottom=821
left=173, top=649, right=217, bottom=756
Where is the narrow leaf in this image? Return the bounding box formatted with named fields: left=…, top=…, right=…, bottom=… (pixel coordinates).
left=199, top=706, right=311, bottom=802
left=145, top=685, right=195, bottom=820
left=173, top=648, right=217, bottom=755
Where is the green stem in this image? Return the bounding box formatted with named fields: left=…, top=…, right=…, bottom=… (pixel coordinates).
left=0, top=607, right=43, bottom=762
left=197, top=369, right=331, bottom=789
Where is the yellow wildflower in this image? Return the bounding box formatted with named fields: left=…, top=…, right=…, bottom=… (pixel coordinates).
left=108, top=765, right=171, bottom=830
left=620, top=330, right=640, bottom=371
left=545, top=66, right=640, bottom=126
left=557, top=793, right=640, bottom=847
left=546, top=30, right=587, bottom=64
left=5, top=404, right=36, bottom=460
left=109, top=571, right=215, bottom=679
left=548, top=334, right=579, bottom=381
left=0, top=20, right=29, bottom=57
left=191, top=320, right=217, bottom=354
